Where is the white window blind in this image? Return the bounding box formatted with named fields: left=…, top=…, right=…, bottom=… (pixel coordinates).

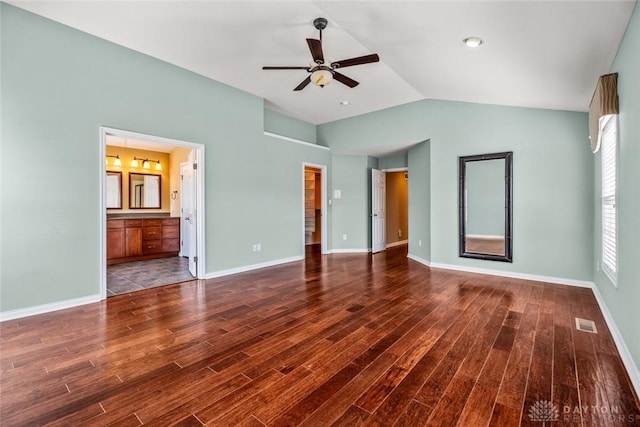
left=601, top=114, right=617, bottom=284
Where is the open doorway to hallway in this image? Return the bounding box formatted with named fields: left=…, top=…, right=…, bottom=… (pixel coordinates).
left=385, top=170, right=409, bottom=249
left=101, top=127, right=205, bottom=298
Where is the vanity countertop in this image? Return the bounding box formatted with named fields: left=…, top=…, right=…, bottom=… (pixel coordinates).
left=107, top=213, right=173, bottom=220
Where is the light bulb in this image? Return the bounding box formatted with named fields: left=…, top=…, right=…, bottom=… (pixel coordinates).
left=155, top=161, right=162, bottom=171
left=114, top=156, right=122, bottom=167
left=463, top=36, right=483, bottom=48
left=131, top=159, right=139, bottom=168
left=143, top=160, right=150, bottom=169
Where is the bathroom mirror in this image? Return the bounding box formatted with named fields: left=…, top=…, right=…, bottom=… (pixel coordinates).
left=105, top=171, right=122, bottom=209
left=459, top=152, right=512, bottom=262
left=129, top=173, right=161, bottom=209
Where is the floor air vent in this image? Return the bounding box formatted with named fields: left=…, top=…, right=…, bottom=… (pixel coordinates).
left=575, top=317, right=597, bottom=334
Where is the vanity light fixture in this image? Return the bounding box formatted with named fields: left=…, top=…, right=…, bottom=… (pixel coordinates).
left=106, top=154, right=122, bottom=167
left=132, top=156, right=162, bottom=171
left=462, top=36, right=483, bottom=48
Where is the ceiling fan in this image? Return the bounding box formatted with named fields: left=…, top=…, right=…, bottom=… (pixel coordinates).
left=262, top=17, right=380, bottom=91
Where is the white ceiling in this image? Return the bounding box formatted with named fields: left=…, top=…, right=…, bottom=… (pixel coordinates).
left=10, top=1, right=636, bottom=125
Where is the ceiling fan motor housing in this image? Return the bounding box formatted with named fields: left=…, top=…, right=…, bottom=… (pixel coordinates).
left=313, top=17, right=328, bottom=31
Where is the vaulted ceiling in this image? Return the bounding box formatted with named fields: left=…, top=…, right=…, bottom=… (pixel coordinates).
left=10, top=1, right=636, bottom=124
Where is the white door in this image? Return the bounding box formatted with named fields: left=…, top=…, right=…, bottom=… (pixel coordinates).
left=181, top=154, right=197, bottom=277
left=372, top=169, right=386, bottom=253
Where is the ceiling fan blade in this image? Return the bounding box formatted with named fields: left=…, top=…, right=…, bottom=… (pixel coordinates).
left=262, top=66, right=309, bottom=70
left=294, top=76, right=312, bottom=91
left=333, top=72, right=359, bottom=88
left=307, top=38, right=324, bottom=63
left=332, top=54, right=380, bottom=69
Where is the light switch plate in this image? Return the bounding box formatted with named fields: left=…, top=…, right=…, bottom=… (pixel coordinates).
left=334, top=190, right=341, bottom=199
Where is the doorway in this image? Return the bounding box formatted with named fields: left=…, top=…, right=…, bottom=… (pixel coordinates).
left=371, top=168, right=409, bottom=253
left=100, top=127, right=205, bottom=299
left=385, top=169, right=409, bottom=248
left=303, top=163, right=327, bottom=256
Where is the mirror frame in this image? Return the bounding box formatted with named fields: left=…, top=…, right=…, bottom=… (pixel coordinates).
left=458, top=151, right=513, bottom=262
left=105, top=171, right=122, bottom=210
left=129, top=172, right=162, bottom=209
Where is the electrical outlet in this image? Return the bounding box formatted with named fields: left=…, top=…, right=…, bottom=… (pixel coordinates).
left=257, top=243, right=261, bottom=251
left=419, top=240, right=422, bottom=247
left=398, top=229, right=402, bottom=238
left=342, top=234, right=348, bottom=241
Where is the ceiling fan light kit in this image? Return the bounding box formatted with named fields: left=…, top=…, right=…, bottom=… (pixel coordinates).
left=262, top=17, right=380, bottom=91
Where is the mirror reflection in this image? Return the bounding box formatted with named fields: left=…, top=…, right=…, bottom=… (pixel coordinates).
left=105, top=171, right=122, bottom=209
left=130, top=173, right=161, bottom=209
left=459, top=152, right=512, bottom=262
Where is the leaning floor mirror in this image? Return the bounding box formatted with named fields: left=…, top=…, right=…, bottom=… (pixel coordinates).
left=458, top=151, right=513, bottom=262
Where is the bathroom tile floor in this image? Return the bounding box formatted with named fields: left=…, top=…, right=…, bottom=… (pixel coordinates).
left=107, top=256, right=194, bottom=296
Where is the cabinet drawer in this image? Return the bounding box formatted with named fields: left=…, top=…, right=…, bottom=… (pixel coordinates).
left=163, top=225, right=179, bottom=239
left=125, top=219, right=142, bottom=228
left=143, top=227, right=162, bottom=240
left=162, top=218, right=179, bottom=226
left=107, top=219, right=124, bottom=229
left=142, top=240, right=162, bottom=254
left=162, top=238, right=180, bottom=252
left=143, top=219, right=162, bottom=227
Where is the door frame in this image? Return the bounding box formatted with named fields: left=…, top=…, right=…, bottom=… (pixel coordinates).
left=302, top=162, right=328, bottom=255
left=99, top=126, right=206, bottom=300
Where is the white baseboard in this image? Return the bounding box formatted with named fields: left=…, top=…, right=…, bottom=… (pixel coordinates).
left=205, top=256, right=304, bottom=279
left=386, top=240, right=409, bottom=249
left=428, top=262, right=594, bottom=288
left=327, top=248, right=371, bottom=254
left=590, top=285, right=640, bottom=397
left=0, top=294, right=102, bottom=322
left=407, top=253, right=431, bottom=266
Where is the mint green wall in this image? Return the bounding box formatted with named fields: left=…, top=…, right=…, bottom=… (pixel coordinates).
left=263, top=108, right=318, bottom=144
left=594, top=3, right=640, bottom=370
left=318, top=99, right=593, bottom=281
left=0, top=4, right=330, bottom=312
left=330, top=155, right=370, bottom=250
left=408, top=142, right=431, bottom=262
left=379, top=152, right=408, bottom=170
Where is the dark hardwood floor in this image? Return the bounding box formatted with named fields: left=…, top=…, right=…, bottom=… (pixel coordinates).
left=1, top=245, right=638, bottom=426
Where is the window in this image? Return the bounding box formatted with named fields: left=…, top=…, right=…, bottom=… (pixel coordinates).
left=601, top=114, right=617, bottom=284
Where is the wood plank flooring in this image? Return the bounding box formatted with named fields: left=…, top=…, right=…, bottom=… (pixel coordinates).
left=1, top=245, right=639, bottom=426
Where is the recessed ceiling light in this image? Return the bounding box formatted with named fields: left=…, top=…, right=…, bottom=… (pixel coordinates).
left=463, top=36, right=483, bottom=48
left=340, top=100, right=350, bottom=106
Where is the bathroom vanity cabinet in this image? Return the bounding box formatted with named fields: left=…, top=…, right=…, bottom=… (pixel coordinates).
left=107, top=217, right=180, bottom=265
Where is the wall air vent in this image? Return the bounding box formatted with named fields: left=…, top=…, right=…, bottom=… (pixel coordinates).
left=575, top=317, right=598, bottom=334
